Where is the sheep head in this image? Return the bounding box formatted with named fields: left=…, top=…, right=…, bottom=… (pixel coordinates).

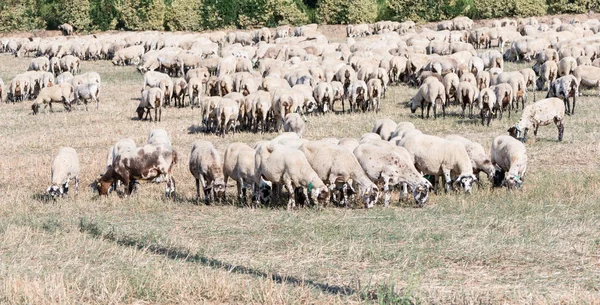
left=455, top=173, right=477, bottom=193
left=503, top=173, right=523, bottom=189
left=47, top=184, right=66, bottom=199
left=361, top=184, right=379, bottom=209
left=309, top=183, right=329, bottom=206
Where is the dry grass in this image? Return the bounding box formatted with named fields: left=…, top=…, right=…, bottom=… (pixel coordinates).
left=1, top=43, right=600, bottom=304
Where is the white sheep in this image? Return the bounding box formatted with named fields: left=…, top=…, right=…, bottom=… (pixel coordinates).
left=299, top=141, right=379, bottom=208
left=353, top=143, right=432, bottom=207
left=477, top=87, right=497, bottom=126
left=547, top=75, right=579, bottom=115
left=48, top=147, right=80, bottom=199
left=223, top=143, right=257, bottom=205
left=399, top=134, right=477, bottom=193
left=73, top=83, right=100, bottom=111
left=445, top=135, right=495, bottom=181
left=490, top=135, right=527, bottom=189
left=147, top=128, right=171, bottom=146
left=283, top=113, right=306, bottom=138
left=138, top=88, right=164, bottom=121
left=371, top=118, right=397, bottom=141
left=410, top=79, right=446, bottom=119
left=259, top=144, right=330, bottom=209
left=507, top=97, right=565, bottom=142
left=189, top=140, right=226, bottom=204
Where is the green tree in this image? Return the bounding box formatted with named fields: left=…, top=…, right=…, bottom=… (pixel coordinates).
left=114, top=0, right=165, bottom=30
left=0, top=0, right=45, bottom=31
left=90, top=0, right=118, bottom=31
left=164, top=0, right=202, bottom=31
left=317, top=0, right=377, bottom=24
left=57, top=0, right=92, bottom=31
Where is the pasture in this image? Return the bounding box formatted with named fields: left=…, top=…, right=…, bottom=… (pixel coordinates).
left=1, top=36, right=600, bottom=304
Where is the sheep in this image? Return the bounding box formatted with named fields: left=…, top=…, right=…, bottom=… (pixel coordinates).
left=223, top=143, right=257, bottom=205
left=103, top=138, right=137, bottom=193
left=519, top=68, right=536, bottom=92
left=572, top=65, right=600, bottom=95
left=490, top=135, right=527, bottom=189
left=58, top=23, right=73, bottom=36
left=172, top=78, right=187, bottom=108
left=507, top=97, right=565, bottom=142
left=97, top=143, right=177, bottom=197
left=147, top=128, right=171, bottom=146
left=71, top=72, right=102, bottom=89
left=366, top=78, right=383, bottom=112
left=56, top=72, right=73, bottom=85
left=313, top=82, right=333, bottom=113
left=495, top=71, right=527, bottom=111
left=457, top=81, right=478, bottom=119
left=411, top=79, right=446, bottom=119
left=476, top=70, right=491, bottom=90
left=348, top=80, right=368, bottom=112
left=137, top=87, right=162, bottom=120
left=112, top=45, right=144, bottom=66
left=8, top=75, right=29, bottom=103
left=491, top=83, right=513, bottom=119
left=389, top=121, right=417, bottom=140
left=477, top=87, right=497, bottom=126
left=536, top=60, right=558, bottom=91
left=283, top=113, right=305, bottom=138
left=216, top=98, right=240, bottom=136
left=73, top=83, right=100, bottom=111
left=445, top=135, right=495, bottom=181
left=28, top=56, right=49, bottom=72
left=372, top=119, right=397, bottom=141
left=189, top=140, right=226, bottom=204
left=32, top=83, right=73, bottom=115
left=59, top=55, right=80, bottom=75
left=47, top=147, right=80, bottom=199
left=187, top=77, right=203, bottom=109
left=442, top=73, right=460, bottom=105
left=557, top=56, right=578, bottom=77
left=259, top=144, right=330, bottom=209
left=353, top=143, right=432, bottom=207
left=547, top=75, right=579, bottom=115
left=399, top=134, right=477, bottom=193
left=299, top=141, right=380, bottom=208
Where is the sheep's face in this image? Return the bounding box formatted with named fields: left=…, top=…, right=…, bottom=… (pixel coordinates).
left=311, top=186, right=330, bottom=205
left=507, top=126, right=523, bottom=140
left=213, top=181, right=226, bottom=199
left=257, top=177, right=272, bottom=205
left=361, top=185, right=379, bottom=208
left=456, top=174, right=477, bottom=193
left=504, top=174, right=523, bottom=189
left=97, top=180, right=112, bottom=196
left=47, top=184, right=65, bottom=199
left=413, top=184, right=429, bottom=207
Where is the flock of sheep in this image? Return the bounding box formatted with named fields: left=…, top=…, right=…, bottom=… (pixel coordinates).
left=6, top=13, right=600, bottom=207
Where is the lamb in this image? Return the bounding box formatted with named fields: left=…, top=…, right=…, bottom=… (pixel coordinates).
left=103, top=138, right=137, bottom=193
left=445, top=135, right=495, bottom=181
left=410, top=79, right=446, bottom=119
left=59, top=55, right=80, bottom=75
left=536, top=60, right=558, bottom=91
left=259, top=144, right=330, bottom=209
left=223, top=143, right=257, bottom=205
left=137, top=88, right=164, bottom=121
left=97, top=143, right=177, bottom=197
left=507, top=97, right=565, bottom=142
left=546, top=75, right=579, bottom=115
left=299, top=141, right=379, bottom=208
left=477, top=87, right=497, bottom=126
left=457, top=81, right=478, bottom=119
left=399, top=134, right=477, bottom=193
left=490, top=135, right=527, bottom=189
left=283, top=113, right=306, bottom=138
left=47, top=147, right=80, bottom=199
left=353, top=143, right=432, bottom=207
left=572, top=65, right=600, bottom=95
left=189, top=140, right=226, bottom=204
left=372, top=118, right=397, bottom=141
left=73, top=83, right=100, bottom=111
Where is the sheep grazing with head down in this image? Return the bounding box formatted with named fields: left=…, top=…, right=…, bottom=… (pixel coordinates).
left=507, top=97, right=565, bottom=142
left=189, top=140, right=226, bottom=204
left=372, top=118, right=397, bottom=141
left=547, top=75, right=579, bottom=115
left=491, top=135, right=527, bottom=189
left=410, top=79, right=446, bottom=119
left=223, top=143, right=257, bottom=205
left=48, top=147, right=80, bottom=199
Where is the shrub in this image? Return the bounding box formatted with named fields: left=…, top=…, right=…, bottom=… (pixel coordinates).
left=0, top=0, right=45, bottom=31
left=317, top=0, right=378, bottom=24
left=512, top=0, right=547, bottom=17
left=547, top=0, right=598, bottom=14
left=114, top=0, right=166, bottom=30
left=90, top=0, right=119, bottom=31
left=57, top=0, right=92, bottom=31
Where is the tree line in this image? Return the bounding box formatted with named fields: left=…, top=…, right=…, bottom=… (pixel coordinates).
left=0, top=0, right=597, bottom=32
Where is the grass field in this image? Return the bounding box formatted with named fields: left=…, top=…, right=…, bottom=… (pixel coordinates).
left=1, top=47, right=600, bottom=304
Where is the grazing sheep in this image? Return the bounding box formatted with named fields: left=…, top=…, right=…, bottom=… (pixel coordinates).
left=557, top=56, right=578, bottom=77
left=445, top=135, right=495, bottom=181
left=300, top=141, right=379, bottom=208
left=536, top=60, right=558, bottom=91
left=366, top=78, right=383, bottom=112
left=491, top=135, right=527, bottom=189
left=491, top=83, right=513, bottom=119
left=32, top=83, right=73, bottom=114
left=283, top=113, right=306, bottom=138
left=28, top=56, right=49, bottom=72
left=56, top=72, right=73, bottom=85
left=399, top=134, right=476, bottom=193
left=47, top=147, right=80, bottom=198
left=223, top=143, right=257, bottom=205
left=457, top=81, right=478, bottom=119
left=216, top=98, right=239, bottom=136
left=547, top=75, right=579, bottom=115
left=507, top=97, right=565, bottom=142
left=97, top=144, right=177, bottom=197
left=147, top=128, right=171, bottom=146
left=103, top=138, right=137, bottom=193
left=372, top=119, right=397, bottom=141
left=73, top=83, right=100, bottom=111
left=442, top=72, right=460, bottom=105
left=189, top=140, right=226, bottom=204
left=353, top=143, right=432, bottom=207
left=411, top=79, right=446, bottom=119
left=137, top=88, right=164, bottom=121
left=477, top=87, right=497, bottom=126
left=172, top=78, right=187, bottom=108
left=572, top=65, right=600, bottom=95
left=495, top=71, right=527, bottom=111
left=260, top=144, right=330, bottom=209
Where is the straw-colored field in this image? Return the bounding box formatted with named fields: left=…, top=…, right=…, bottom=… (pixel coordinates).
left=1, top=42, right=600, bottom=304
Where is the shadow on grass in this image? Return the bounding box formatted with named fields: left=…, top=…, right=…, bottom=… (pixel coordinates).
left=32, top=192, right=54, bottom=203
left=78, top=217, right=414, bottom=303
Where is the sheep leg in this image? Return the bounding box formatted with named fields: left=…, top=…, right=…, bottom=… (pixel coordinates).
left=382, top=177, right=391, bottom=207
left=195, top=178, right=201, bottom=203
left=443, top=170, right=452, bottom=193
left=555, top=118, right=564, bottom=142
left=487, top=109, right=492, bottom=126
left=285, top=182, right=295, bottom=210
left=563, top=98, right=570, bottom=115
left=75, top=176, right=79, bottom=196
left=469, top=102, right=473, bottom=119
left=426, top=103, right=431, bottom=119
left=420, top=103, right=424, bottom=119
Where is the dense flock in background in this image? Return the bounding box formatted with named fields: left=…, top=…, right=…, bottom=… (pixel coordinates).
left=2, top=14, right=599, bottom=209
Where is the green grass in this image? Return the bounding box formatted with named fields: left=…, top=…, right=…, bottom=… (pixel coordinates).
left=1, top=44, right=600, bottom=304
